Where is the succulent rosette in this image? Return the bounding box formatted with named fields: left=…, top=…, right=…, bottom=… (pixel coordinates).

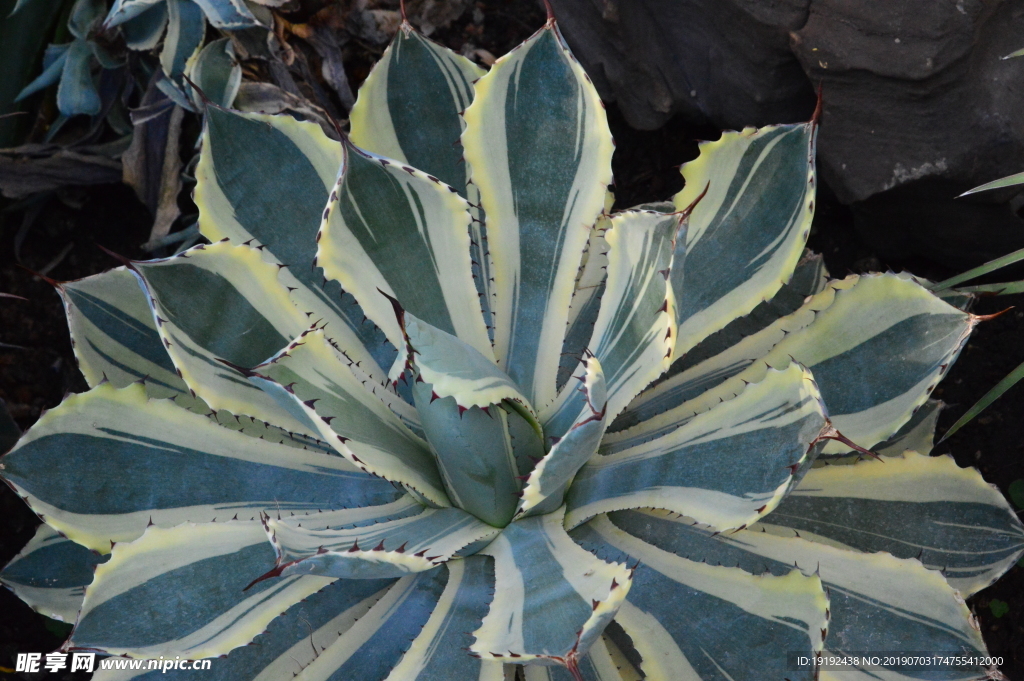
left=3, top=14, right=1022, bottom=681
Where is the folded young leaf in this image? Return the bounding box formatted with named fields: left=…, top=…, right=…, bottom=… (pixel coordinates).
left=760, top=451, right=1024, bottom=595
left=70, top=521, right=334, bottom=659
left=471, top=508, right=632, bottom=667
left=612, top=252, right=829, bottom=432
left=59, top=266, right=186, bottom=399
left=398, top=310, right=538, bottom=427
left=317, top=143, right=492, bottom=364
left=672, top=122, right=816, bottom=356
left=133, top=241, right=319, bottom=436
left=463, top=21, right=613, bottom=408
left=264, top=501, right=499, bottom=579
left=349, top=24, right=497, bottom=343
left=559, top=221, right=610, bottom=391
left=0, top=383, right=399, bottom=551
left=518, top=356, right=608, bottom=518
left=566, top=364, right=827, bottom=532
left=249, top=327, right=450, bottom=507
left=196, top=106, right=395, bottom=385
left=610, top=274, right=972, bottom=456
left=542, top=210, right=680, bottom=441
left=575, top=515, right=829, bottom=681
left=0, top=524, right=104, bottom=623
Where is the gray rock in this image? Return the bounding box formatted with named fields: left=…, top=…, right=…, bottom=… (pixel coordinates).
left=547, top=0, right=816, bottom=131
left=549, top=0, right=1024, bottom=265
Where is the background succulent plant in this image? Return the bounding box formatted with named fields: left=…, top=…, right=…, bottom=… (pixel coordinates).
left=2, top=12, right=1023, bottom=681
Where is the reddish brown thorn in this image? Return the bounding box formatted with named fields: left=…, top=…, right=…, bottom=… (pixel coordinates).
left=348, top=540, right=360, bottom=553
left=815, top=424, right=881, bottom=461
left=373, top=540, right=386, bottom=551
left=542, top=0, right=555, bottom=23
left=414, top=549, right=428, bottom=557
left=244, top=563, right=288, bottom=590
left=215, top=357, right=256, bottom=377
left=972, top=307, right=1013, bottom=323
left=395, top=542, right=408, bottom=553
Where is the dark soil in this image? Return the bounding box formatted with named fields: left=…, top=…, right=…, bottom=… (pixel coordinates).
left=2, top=2, right=1023, bottom=678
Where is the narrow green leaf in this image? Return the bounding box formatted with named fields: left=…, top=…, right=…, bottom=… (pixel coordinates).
left=956, top=280, right=1024, bottom=295
left=14, top=43, right=69, bottom=102
left=959, top=170, right=1024, bottom=196
left=940, top=357, right=1024, bottom=441
left=930, top=245, right=1024, bottom=290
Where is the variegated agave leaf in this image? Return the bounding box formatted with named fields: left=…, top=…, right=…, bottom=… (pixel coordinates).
left=3, top=12, right=1022, bottom=681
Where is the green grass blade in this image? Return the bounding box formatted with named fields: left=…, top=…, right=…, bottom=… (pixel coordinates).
left=956, top=280, right=1024, bottom=295
left=940, top=358, right=1024, bottom=442
left=959, top=170, right=1024, bottom=196
left=930, top=246, right=1024, bottom=290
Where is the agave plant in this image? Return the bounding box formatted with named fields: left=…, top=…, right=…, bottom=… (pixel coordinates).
left=3, top=13, right=1023, bottom=681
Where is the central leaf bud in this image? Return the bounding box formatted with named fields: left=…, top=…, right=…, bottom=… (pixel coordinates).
left=412, top=381, right=544, bottom=527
